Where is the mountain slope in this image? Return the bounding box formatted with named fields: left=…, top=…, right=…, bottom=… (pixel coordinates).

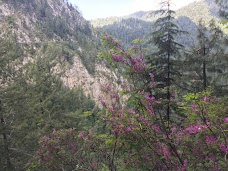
left=91, top=0, right=223, bottom=46
left=0, top=0, right=121, bottom=104
left=1, top=0, right=91, bottom=42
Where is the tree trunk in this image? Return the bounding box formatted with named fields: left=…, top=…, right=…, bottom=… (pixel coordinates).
left=167, top=52, right=170, bottom=121
left=203, top=47, right=207, bottom=89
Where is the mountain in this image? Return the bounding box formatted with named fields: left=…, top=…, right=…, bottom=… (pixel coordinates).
left=0, top=1, right=123, bottom=168
left=1, top=0, right=227, bottom=170
left=1, top=0, right=91, bottom=42
left=0, top=0, right=224, bottom=104
left=0, top=0, right=121, bottom=104
left=91, top=0, right=223, bottom=46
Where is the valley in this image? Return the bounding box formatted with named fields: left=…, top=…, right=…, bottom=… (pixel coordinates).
left=0, top=0, right=227, bottom=170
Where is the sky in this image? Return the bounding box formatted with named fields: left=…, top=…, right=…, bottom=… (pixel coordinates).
left=68, top=0, right=199, bottom=20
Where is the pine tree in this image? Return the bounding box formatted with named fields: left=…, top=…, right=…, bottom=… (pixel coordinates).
left=216, top=0, right=228, bottom=19
left=180, top=19, right=227, bottom=95
left=0, top=39, right=99, bottom=169
left=0, top=26, right=22, bottom=170
left=147, top=0, right=184, bottom=121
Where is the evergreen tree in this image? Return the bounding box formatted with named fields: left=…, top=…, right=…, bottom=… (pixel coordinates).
left=147, top=0, right=184, bottom=121
left=0, top=38, right=99, bottom=169
left=180, top=19, right=227, bottom=95
left=0, top=27, right=22, bottom=170
left=216, top=0, right=228, bottom=19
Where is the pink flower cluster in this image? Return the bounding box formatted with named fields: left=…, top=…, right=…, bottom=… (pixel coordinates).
left=101, top=32, right=228, bottom=170
left=111, top=124, right=136, bottom=135
left=144, top=93, right=156, bottom=102
left=78, top=131, right=88, bottom=141
left=224, top=117, right=228, bottom=123
left=112, top=54, right=124, bottom=62
left=138, top=116, right=151, bottom=127
left=205, top=135, right=217, bottom=145
left=152, top=125, right=161, bottom=134
left=160, top=146, right=170, bottom=159
left=130, top=57, right=146, bottom=73
left=184, top=124, right=208, bottom=135
left=149, top=73, right=154, bottom=78
left=38, top=129, right=79, bottom=169
left=191, top=104, right=196, bottom=111
left=180, top=160, right=188, bottom=171
left=219, top=142, right=228, bottom=153
left=203, top=97, right=209, bottom=102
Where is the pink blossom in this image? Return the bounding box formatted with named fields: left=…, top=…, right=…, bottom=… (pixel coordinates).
left=100, top=100, right=106, bottom=107
left=111, top=129, right=118, bottom=134
left=205, top=135, right=217, bottom=145
left=112, top=54, right=124, bottom=62
left=153, top=125, right=160, bottom=134
left=219, top=143, right=228, bottom=153
left=138, top=116, right=151, bottom=127
left=191, top=104, right=196, bottom=111
left=123, top=126, right=135, bottom=133
left=130, top=57, right=145, bottom=73
left=203, top=97, right=209, bottom=102
left=144, top=93, right=155, bottom=102
left=224, top=117, right=228, bottom=123
left=110, top=93, right=119, bottom=100
left=156, top=101, right=161, bottom=104
left=184, top=124, right=207, bottom=135
left=78, top=131, right=84, bottom=139
left=149, top=73, right=154, bottom=78
left=145, top=101, right=154, bottom=116
left=180, top=160, right=188, bottom=171
left=150, top=81, right=155, bottom=87
left=108, top=107, right=114, bottom=112
left=110, top=115, right=115, bottom=121
left=160, top=146, right=170, bottom=159
left=128, top=109, right=135, bottom=114
left=126, top=127, right=132, bottom=132
left=122, top=85, right=130, bottom=91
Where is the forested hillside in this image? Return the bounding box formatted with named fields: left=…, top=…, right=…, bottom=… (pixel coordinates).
left=91, top=0, right=224, bottom=46
left=0, top=0, right=97, bottom=72
left=0, top=0, right=228, bottom=170
left=0, top=0, right=116, bottom=169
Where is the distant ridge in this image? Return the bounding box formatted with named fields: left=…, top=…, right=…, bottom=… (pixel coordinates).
left=91, top=0, right=223, bottom=46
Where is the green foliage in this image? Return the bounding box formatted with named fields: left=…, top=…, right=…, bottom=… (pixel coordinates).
left=1, top=0, right=228, bottom=170
left=5, top=16, right=15, bottom=27
left=180, top=19, right=228, bottom=95
left=3, top=0, right=99, bottom=76
left=95, top=18, right=152, bottom=46
left=0, top=33, right=99, bottom=170
left=0, top=29, right=22, bottom=171
left=216, top=0, right=228, bottom=19
left=94, top=34, right=228, bottom=170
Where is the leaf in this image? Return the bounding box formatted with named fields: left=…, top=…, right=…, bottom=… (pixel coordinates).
left=83, top=111, right=92, bottom=117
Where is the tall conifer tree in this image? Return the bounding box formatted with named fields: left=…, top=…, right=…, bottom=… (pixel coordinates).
left=147, top=0, right=184, bottom=120
left=180, top=19, right=227, bottom=95
left=0, top=26, right=22, bottom=170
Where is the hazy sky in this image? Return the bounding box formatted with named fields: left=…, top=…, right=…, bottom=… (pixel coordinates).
left=68, top=0, right=199, bottom=20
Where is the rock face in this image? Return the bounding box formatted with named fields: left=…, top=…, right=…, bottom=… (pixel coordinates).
left=0, top=0, right=120, bottom=105
left=62, top=57, right=121, bottom=104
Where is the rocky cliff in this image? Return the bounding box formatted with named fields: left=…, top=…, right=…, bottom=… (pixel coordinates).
left=0, top=0, right=120, bottom=105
